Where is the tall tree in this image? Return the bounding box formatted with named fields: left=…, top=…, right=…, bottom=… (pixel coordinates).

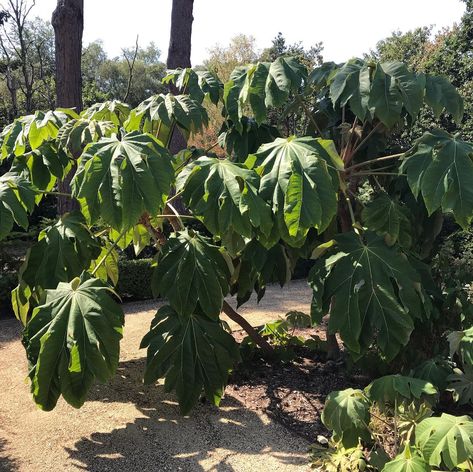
left=166, top=0, right=194, bottom=156
left=51, top=0, right=83, bottom=109
left=167, top=0, right=193, bottom=70
left=51, top=0, right=83, bottom=214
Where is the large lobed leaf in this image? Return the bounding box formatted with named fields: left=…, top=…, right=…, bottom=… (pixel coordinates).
left=177, top=156, right=272, bottom=253
left=310, top=231, right=431, bottom=361
left=321, top=388, right=371, bottom=448
left=152, top=230, right=231, bottom=318
left=382, top=445, right=431, bottom=472
left=223, top=57, right=307, bottom=131
left=246, top=136, right=339, bottom=244
left=415, top=413, right=473, bottom=470
left=231, top=239, right=291, bottom=307
left=0, top=172, right=36, bottom=240
left=366, top=375, right=438, bottom=406
left=362, top=193, right=412, bottom=247
left=125, top=93, right=208, bottom=139
left=13, top=212, right=101, bottom=324
left=72, top=132, right=174, bottom=230
left=140, top=305, right=240, bottom=414
left=401, top=130, right=473, bottom=229
left=22, top=274, right=124, bottom=411
left=328, top=60, right=462, bottom=127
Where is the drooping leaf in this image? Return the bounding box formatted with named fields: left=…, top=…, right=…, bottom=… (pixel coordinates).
left=309, top=232, right=430, bottom=360
left=125, top=93, right=208, bottom=139
left=329, top=59, right=367, bottom=121
left=246, top=136, right=338, bottom=243
left=321, top=388, right=371, bottom=448
left=12, top=142, right=70, bottom=193
left=13, top=212, right=101, bottom=322
left=72, top=132, right=173, bottom=230
left=382, top=62, right=425, bottom=120
left=382, top=445, right=431, bottom=472
left=448, top=327, right=473, bottom=366
left=223, top=57, right=307, bottom=131
left=362, top=193, right=412, bottom=247
left=152, top=230, right=231, bottom=318
left=22, top=273, right=124, bottom=411
left=163, top=68, right=223, bottom=105
left=57, top=118, right=116, bottom=157
left=412, top=358, right=454, bottom=391
left=231, top=239, right=291, bottom=306
left=81, top=100, right=131, bottom=126
left=177, top=156, right=273, bottom=252
left=424, top=75, right=464, bottom=123
left=448, top=367, right=473, bottom=406
left=366, top=375, right=438, bottom=406
left=401, top=130, right=473, bottom=228
left=0, top=110, right=73, bottom=159
left=218, top=117, right=280, bottom=162
left=415, top=413, right=473, bottom=470
left=140, top=305, right=240, bottom=414
left=368, top=63, right=403, bottom=128
left=0, top=172, right=36, bottom=239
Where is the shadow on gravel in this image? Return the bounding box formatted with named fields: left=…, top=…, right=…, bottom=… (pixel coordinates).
left=67, top=358, right=308, bottom=472
left=0, top=438, right=18, bottom=472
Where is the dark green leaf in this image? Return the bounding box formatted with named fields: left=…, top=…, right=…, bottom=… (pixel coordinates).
left=22, top=273, right=124, bottom=411
left=140, top=305, right=239, bottom=414
left=401, top=130, right=473, bottom=228
left=152, top=230, right=231, bottom=318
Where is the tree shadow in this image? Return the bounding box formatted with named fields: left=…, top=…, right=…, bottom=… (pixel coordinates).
left=67, top=358, right=309, bottom=471
left=0, top=438, right=18, bottom=472
left=229, top=352, right=369, bottom=441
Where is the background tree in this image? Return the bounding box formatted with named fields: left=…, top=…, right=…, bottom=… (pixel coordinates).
left=0, top=1, right=55, bottom=120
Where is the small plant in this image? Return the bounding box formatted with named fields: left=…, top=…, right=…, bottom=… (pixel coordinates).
left=312, top=374, right=473, bottom=471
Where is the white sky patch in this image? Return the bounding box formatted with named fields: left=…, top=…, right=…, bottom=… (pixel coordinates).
left=35, top=0, right=466, bottom=64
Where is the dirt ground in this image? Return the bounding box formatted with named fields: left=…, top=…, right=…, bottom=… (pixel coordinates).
left=0, top=281, right=316, bottom=472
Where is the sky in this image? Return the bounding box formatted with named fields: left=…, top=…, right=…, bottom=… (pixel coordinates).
left=35, top=0, right=466, bottom=64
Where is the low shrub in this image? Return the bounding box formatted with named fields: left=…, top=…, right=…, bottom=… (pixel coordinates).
left=117, top=258, right=154, bottom=300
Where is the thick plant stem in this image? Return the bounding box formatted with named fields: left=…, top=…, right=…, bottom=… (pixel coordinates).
left=222, top=300, right=274, bottom=355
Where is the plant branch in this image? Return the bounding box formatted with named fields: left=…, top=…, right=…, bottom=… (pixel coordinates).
left=350, top=122, right=383, bottom=157
left=346, top=153, right=404, bottom=172
left=91, top=229, right=127, bottom=277
left=222, top=300, right=274, bottom=354
left=296, top=95, right=323, bottom=137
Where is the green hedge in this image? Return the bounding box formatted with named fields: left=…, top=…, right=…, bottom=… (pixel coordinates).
left=117, top=258, right=154, bottom=300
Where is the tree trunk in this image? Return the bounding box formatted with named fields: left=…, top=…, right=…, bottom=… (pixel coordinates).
left=52, top=0, right=83, bottom=110
left=52, top=0, right=83, bottom=214
left=166, top=0, right=194, bottom=155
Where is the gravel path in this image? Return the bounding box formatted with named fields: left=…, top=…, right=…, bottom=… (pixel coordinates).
left=0, top=281, right=312, bottom=472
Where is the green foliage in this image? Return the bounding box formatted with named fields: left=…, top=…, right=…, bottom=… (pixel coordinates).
left=152, top=230, right=231, bottom=318
left=1, top=49, right=472, bottom=422
left=246, top=136, right=338, bottom=243
left=0, top=173, right=35, bottom=239
left=140, top=305, right=240, bottom=414
left=401, top=130, right=473, bottom=228
left=361, top=193, right=412, bottom=247
left=310, top=232, right=429, bottom=361
left=321, top=388, right=371, bottom=447
left=415, top=414, right=473, bottom=470
left=318, top=381, right=473, bottom=471
left=13, top=212, right=101, bottom=324
left=177, top=156, right=272, bottom=252
left=72, top=132, right=174, bottom=230
left=366, top=375, right=438, bottom=406
left=22, top=273, right=124, bottom=411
